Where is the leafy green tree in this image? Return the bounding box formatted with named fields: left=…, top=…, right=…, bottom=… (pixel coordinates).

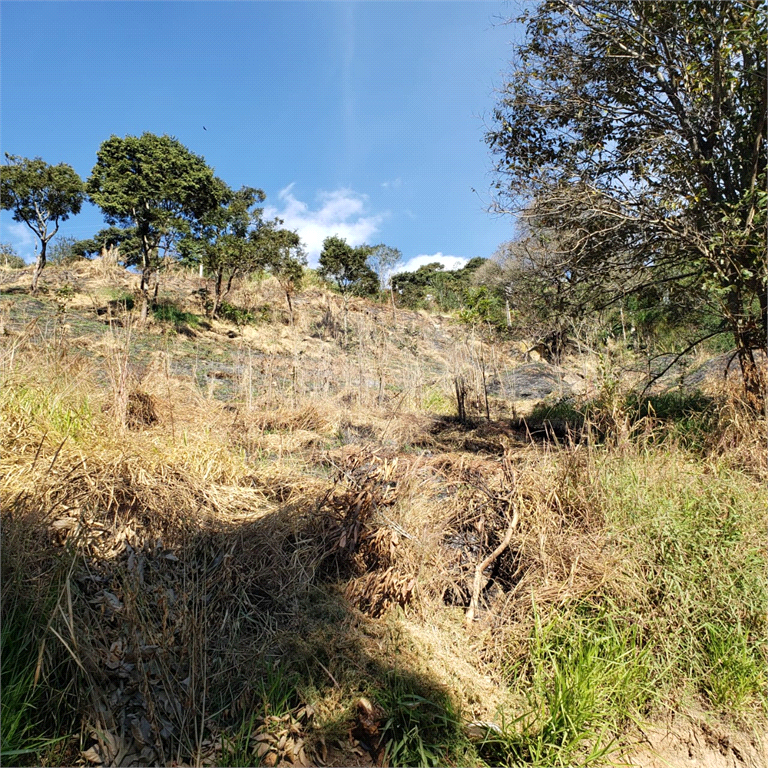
left=0, top=154, right=85, bottom=292
left=391, top=258, right=487, bottom=312
left=391, top=262, right=445, bottom=308
left=257, top=225, right=307, bottom=323
left=318, top=236, right=378, bottom=297
left=86, top=133, right=219, bottom=321
left=486, top=0, right=766, bottom=401
left=0, top=242, right=25, bottom=270
left=180, top=181, right=266, bottom=318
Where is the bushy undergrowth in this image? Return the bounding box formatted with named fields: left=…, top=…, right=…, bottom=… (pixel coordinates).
left=152, top=301, right=202, bottom=328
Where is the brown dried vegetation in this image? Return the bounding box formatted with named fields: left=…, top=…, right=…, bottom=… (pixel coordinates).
left=1, top=266, right=766, bottom=767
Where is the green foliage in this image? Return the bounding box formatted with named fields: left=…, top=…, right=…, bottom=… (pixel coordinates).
left=180, top=181, right=267, bottom=317
left=602, top=454, right=767, bottom=710
left=392, top=262, right=445, bottom=308
left=0, top=596, right=72, bottom=765
left=0, top=153, right=85, bottom=289
left=457, top=286, right=504, bottom=325
left=0, top=154, right=85, bottom=233
left=1, top=241, right=26, bottom=269
left=152, top=301, right=201, bottom=328
left=73, top=226, right=140, bottom=264
left=487, top=0, right=767, bottom=397
left=318, top=236, right=378, bottom=297
left=87, top=133, right=219, bottom=314
left=391, top=258, right=487, bottom=313
left=218, top=301, right=264, bottom=327
left=219, top=662, right=300, bottom=767
left=48, top=235, right=83, bottom=266
left=528, top=390, right=724, bottom=450
left=377, top=672, right=463, bottom=767
left=4, top=384, right=93, bottom=442
left=87, top=133, right=218, bottom=230
left=487, top=608, right=651, bottom=767
left=1, top=601, right=46, bottom=764
left=256, top=225, right=307, bottom=315
left=702, top=620, right=765, bottom=713
left=107, top=289, right=135, bottom=310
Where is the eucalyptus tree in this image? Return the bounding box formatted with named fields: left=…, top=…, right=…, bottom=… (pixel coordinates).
left=0, top=154, right=85, bottom=292
left=487, top=1, right=766, bottom=401
left=367, top=243, right=403, bottom=311
left=86, top=133, right=219, bottom=321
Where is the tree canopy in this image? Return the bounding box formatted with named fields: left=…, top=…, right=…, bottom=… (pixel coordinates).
left=257, top=225, right=306, bottom=321
left=486, top=0, right=766, bottom=399
left=391, top=258, right=487, bottom=311
left=0, top=154, right=85, bottom=292
left=87, top=133, right=220, bottom=320
left=179, top=181, right=267, bottom=318
left=318, top=236, right=378, bottom=297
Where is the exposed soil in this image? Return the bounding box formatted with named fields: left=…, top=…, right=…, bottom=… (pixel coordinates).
left=624, top=710, right=768, bottom=768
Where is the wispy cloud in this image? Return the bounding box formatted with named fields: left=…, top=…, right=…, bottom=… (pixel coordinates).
left=381, top=178, right=402, bottom=189
left=395, top=252, right=468, bottom=274
left=3, top=222, right=37, bottom=263
left=265, top=185, right=385, bottom=263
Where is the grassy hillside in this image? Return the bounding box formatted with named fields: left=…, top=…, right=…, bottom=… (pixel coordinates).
left=1, top=261, right=766, bottom=767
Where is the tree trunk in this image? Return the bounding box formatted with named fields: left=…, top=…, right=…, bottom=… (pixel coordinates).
left=139, top=231, right=153, bottom=323
left=725, top=275, right=765, bottom=408
left=139, top=266, right=151, bottom=323
left=211, top=270, right=224, bottom=319
left=734, top=332, right=764, bottom=409
left=30, top=240, right=47, bottom=293
left=286, top=289, right=294, bottom=327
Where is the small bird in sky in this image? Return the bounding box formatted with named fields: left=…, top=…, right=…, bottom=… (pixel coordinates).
left=203, top=126, right=207, bottom=131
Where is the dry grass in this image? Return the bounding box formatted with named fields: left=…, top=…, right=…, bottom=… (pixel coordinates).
left=2, top=272, right=766, bottom=767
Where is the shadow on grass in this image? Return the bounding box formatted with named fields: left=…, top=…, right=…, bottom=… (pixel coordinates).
left=1, top=449, right=472, bottom=768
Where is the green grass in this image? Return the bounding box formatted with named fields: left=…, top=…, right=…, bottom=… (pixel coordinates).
left=528, top=390, right=724, bottom=451
left=218, top=301, right=271, bottom=326
left=107, top=289, right=135, bottom=310
left=600, top=452, right=767, bottom=715
left=376, top=671, right=468, bottom=767
left=703, top=620, right=766, bottom=713
left=487, top=607, right=654, bottom=767
left=152, top=301, right=202, bottom=328
left=0, top=600, right=70, bottom=766
left=2, top=383, right=94, bottom=442
left=218, top=662, right=301, bottom=767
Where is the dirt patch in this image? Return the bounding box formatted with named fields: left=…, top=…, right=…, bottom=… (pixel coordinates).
left=624, top=711, right=767, bottom=768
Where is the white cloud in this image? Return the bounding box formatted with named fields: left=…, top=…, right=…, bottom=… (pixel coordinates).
left=381, top=178, right=402, bottom=189
left=3, top=222, right=37, bottom=263
left=264, top=185, right=384, bottom=263
left=394, top=252, right=468, bottom=275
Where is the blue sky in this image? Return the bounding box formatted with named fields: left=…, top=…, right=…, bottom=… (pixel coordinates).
left=1, top=1, right=522, bottom=270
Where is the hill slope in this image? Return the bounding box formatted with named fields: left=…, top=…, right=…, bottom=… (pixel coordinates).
left=2, top=261, right=766, bottom=768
